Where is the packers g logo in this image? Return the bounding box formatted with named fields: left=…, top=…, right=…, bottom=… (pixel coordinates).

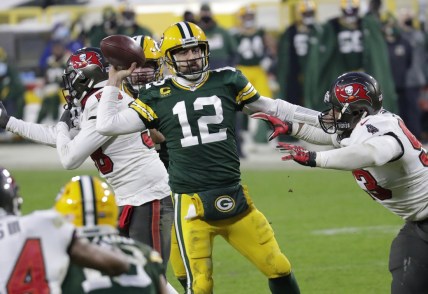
left=160, top=87, right=171, bottom=96
left=215, top=195, right=235, bottom=212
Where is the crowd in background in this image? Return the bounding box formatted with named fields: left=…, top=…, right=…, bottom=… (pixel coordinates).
left=0, top=0, right=427, bottom=151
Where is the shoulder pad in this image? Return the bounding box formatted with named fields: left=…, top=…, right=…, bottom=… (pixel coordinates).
left=350, top=113, right=398, bottom=143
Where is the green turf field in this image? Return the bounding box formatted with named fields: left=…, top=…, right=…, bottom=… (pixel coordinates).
left=10, top=168, right=402, bottom=294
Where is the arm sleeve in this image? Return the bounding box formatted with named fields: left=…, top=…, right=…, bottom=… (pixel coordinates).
left=316, top=135, right=403, bottom=170
left=292, top=123, right=339, bottom=146
left=6, top=117, right=57, bottom=147
left=56, top=119, right=111, bottom=169
left=96, top=86, right=146, bottom=136
left=244, top=96, right=321, bottom=126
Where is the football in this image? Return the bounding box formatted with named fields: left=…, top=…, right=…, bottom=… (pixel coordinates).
left=100, top=35, right=145, bottom=69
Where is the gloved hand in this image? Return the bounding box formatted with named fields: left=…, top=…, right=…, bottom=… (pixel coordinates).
left=276, top=142, right=317, bottom=167
left=69, top=106, right=81, bottom=129
left=0, top=101, right=11, bottom=129
left=59, top=110, right=72, bottom=130
left=250, top=112, right=292, bottom=141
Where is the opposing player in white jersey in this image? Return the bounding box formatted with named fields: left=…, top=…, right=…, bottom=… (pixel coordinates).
left=0, top=47, right=174, bottom=269
left=253, top=72, right=428, bottom=294
left=0, top=167, right=130, bottom=294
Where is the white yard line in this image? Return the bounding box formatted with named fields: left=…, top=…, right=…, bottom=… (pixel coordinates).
left=312, top=225, right=401, bottom=236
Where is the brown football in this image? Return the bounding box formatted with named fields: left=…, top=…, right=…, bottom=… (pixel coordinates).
left=100, top=35, right=145, bottom=69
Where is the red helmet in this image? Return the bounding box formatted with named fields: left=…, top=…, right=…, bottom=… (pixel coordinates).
left=319, top=72, right=383, bottom=136
left=62, top=47, right=109, bottom=107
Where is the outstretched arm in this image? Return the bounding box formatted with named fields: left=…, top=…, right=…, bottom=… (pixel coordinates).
left=278, top=135, right=403, bottom=170
left=251, top=112, right=337, bottom=146
left=96, top=64, right=146, bottom=136
left=2, top=101, right=62, bottom=147
left=69, top=237, right=129, bottom=276
left=244, top=96, right=321, bottom=126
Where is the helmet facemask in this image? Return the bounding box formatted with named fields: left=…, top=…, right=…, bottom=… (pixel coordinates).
left=128, top=60, right=161, bottom=91
left=167, top=43, right=209, bottom=81
left=319, top=99, right=367, bottom=136
left=319, top=71, right=382, bottom=137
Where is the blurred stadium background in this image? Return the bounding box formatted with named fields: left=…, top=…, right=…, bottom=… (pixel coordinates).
left=0, top=0, right=425, bottom=85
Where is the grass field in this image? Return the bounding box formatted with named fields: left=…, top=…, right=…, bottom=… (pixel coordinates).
left=10, top=168, right=402, bottom=294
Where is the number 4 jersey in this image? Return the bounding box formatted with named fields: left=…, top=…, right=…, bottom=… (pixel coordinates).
left=345, top=111, right=428, bottom=221
left=0, top=210, right=75, bottom=294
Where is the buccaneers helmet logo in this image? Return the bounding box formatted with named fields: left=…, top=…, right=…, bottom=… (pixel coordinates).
left=335, top=83, right=372, bottom=105
left=70, top=52, right=103, bottom=69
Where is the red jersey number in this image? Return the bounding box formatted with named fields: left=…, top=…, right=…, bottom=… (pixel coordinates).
left=7, top=239, right=49, bottom=293
left=141, top=131, right=155, bottom=149
left=398, top=119, right=428, bottom=166
left=352, top=169, right=392, bottom=201
left=91, top=147, right=114, bottom=174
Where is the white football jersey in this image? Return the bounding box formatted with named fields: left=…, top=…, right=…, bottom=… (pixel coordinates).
left=59, top=89, right=170, bottom=206
left=0, top=210, right=75, bottom=294
left=345, top=111, right=428, bottom=221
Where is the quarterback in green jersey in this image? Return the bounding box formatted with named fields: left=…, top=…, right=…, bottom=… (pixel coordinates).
left=97, top=21, right=320, bottom=294
left=55, top=175, right=168, bottom=294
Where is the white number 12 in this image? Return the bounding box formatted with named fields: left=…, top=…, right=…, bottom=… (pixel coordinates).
left=172, top=96, right=227, bottom=147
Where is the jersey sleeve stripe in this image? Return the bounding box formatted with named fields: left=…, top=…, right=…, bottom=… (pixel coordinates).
left=129, top=100, right=158, bottom=122
left=236, top=82, right=258, bottom=104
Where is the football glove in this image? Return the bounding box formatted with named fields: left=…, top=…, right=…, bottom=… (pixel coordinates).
left=69, top=106, right=81, bottom=129
left=0, top=101, right=10, bottom=129
left=59, top=110, right=72, bottom=130
left=250, top=112, right=292, bottom=141
left=276, top=142, right=317, bottom=167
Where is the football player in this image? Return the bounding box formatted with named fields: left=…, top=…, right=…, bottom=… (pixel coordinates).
left=0, top=47, right=174, bottom=272
left=303, top=0, right=397, bottom=112
left=124, top=34, right=185, bottom=291
left=232, top=4, right=276, bottom=152
left=277, top=0, right=319, bottom=106
left=0, top=167, right=129, bottom=293
left=125, top=35, right=170, bottom=168
left=96, top=21, right=325, bottom=294
left=255, top=72, right=428, bottom=294
left=55, top=175, right=168, bottom=294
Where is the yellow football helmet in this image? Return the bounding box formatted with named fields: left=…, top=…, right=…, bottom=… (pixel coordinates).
left=297, top=0, right=316, bottom=14
left=160, top=21, right=209, bottom=80
left=340, top=0, right=360, bottom=18
left=131, top=35, right=163, bottom=84
left=54, top=175, right=118, bottom=227
left=237, top=4, right=257, bottom=29
left=238, top=4, right=256, bottom=18
left=296, top=0, right=316, bottom=25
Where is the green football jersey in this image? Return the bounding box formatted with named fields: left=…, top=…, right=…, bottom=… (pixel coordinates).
left=235, top=29, right=267, bottom=66
left=61, top=227, right=164, bottom=294
left=130, top=68, right=260, bottom=193
left=333, top=20, right=363, bottom=71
